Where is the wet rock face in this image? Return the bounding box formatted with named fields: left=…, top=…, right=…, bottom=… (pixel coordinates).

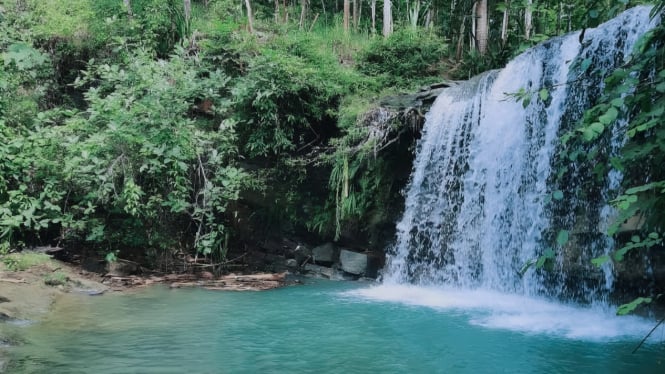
left=312, top=243, right=337, bottom=265
left=340, top=249, right=367, bottom=275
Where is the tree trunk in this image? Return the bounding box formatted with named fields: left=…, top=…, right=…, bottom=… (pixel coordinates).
left=371, top=0, right=376, bottom=33
left=299, top=0, right=308, bottom=30
left=184, top=0, right=191, bottom=24
left=283, top=0, right=289, bottom=23
left=525, top=0, right=533, bottom=40
left=275, top=0, right=281, bottom=23
left=501, top=0, right=510, bottom=44
left=471, top=1, right=476, bottom=51
left=425, top=8, right=433, bottom=29
left=244, top=0, right=255, bottom=34
left=353, top=0, right=360, bottom=30
left=455, top=15, right=466, bottom=60
left=124, top=0, right=132, bottom=19
left=475, top=0, right=488, bottom=54
left=382, top=0, right=392, bottom=38
left=344, top=0, right=351, bottom=33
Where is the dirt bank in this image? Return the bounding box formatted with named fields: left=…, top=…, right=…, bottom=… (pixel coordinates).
left=0, top=254, right=107, bottom=324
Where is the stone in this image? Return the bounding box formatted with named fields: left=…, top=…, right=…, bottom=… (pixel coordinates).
left=294, top=245, right=312, bottom=264
left=285, top=259, right=298, bottom=268
left=105, top=259, right=140, bottom=277
left=339, top=249, right=368, bottom=275
left=312, top=242, right=337, bottom=265
left=330, top=269, right=358, bottom=281
left=303, top=263, right=333, bottom=279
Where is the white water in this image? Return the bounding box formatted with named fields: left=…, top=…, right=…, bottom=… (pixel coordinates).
left=345, top=284, right=662, bottom=342
left=383, top=7, right=659, bottom=301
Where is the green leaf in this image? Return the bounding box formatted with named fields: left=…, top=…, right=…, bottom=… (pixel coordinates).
left=599, top=107, right=618, bottom=125
left=591, top=255, right=610, bottom=267
left=616, top=297, right=652, bottom=315
left=580, top=58, right=592, bottom=73
left=588, top=9, right=599, bottom=19
left=522, top=96, right=531, bottom=108
left=589, top=122, right=604, bottom=134
left=610, top=98, right=624, bottom=107
left=552, top=190, right=564, bottom=200
left=539, top=88, right=549, bottom=101
left=556, top=230, right=569, bottom=246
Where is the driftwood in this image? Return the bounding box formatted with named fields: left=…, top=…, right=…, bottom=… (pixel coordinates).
left=0, top=278, right=26, bottom=284
left=102, top=272, right=288, bottom=291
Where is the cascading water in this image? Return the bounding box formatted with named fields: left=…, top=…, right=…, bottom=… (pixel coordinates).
left=383, top=6, right=659, bottom=303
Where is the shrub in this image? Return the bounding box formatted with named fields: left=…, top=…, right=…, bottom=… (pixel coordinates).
left=357, top=30, right=447, bottom=87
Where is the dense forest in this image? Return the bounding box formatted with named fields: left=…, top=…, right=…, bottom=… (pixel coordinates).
left=0, top=0, right=663, bottom=287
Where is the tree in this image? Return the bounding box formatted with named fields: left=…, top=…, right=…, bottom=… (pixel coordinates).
left=123, top=0, right=132, bottom=19
left=383, top=0, right=393, bottom=37
left=371, top=0, right=377, bottom=33
left=475, top=0, right=488, bottom=54
left=344, top=0, right=351, bottom=33
left=525, top=0, right=533, bottom=40
left=184, top=0, right=191, bottom=25
left=244, top=0, right=255, bottom=34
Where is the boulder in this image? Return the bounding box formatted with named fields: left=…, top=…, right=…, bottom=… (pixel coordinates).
left=340, top=249, right=368, bottom=275
left=303, top=263, right=333, bottom=279
left=312, top=242, right=337, bottom=265
left=106, top=259, right=140, bottom=277
left=294, top=245, right=312, bottom=264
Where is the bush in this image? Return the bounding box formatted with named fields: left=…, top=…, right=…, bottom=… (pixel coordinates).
left=44, top=271, right=69, bottom=286
left=357, top=30, right=447, bottom=88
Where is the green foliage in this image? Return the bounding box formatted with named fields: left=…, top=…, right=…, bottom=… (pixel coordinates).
left=552, top=7, right=665, bottom=314
left=357, top=29, right=447, bottom=88
left=616, top=296, right=653, bottom=315
left=1, top=45, right=249, bottom=262
left=232, top=46, right=349, bottom=157
left=1, top=252, right=51, bottom=271
left=44, top=271, right=69, bottom=286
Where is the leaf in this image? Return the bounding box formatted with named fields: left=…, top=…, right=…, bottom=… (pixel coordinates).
left=556, top=230, right=569, bottom=246
left=591, top=255, right=610, bottom=267
left=518, top=259, right=536, bottom=277
left=589, top=122, right=604, bottom=134
left=616, top=297, right=652, bottom=315
left=610, top=98, right=624, bottom=107
left=580, top=58, right=592, bottom=73
left=539, top=88, right=549, bottom=101
left=522, top=96, right=531, bottom=108
left=552, top=190, right=564, bottom=200
left=588, top=9, right=599, bottom=19
left=599, top=107, right=618, bottom=125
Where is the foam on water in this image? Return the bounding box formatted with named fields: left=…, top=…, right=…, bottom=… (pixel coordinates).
left=343, top=284, right=662, bottom=342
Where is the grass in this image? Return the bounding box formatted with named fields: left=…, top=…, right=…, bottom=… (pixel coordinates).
left=1, top=252, right=52, bottom=272
left=43, top=271, right=69, bottom=286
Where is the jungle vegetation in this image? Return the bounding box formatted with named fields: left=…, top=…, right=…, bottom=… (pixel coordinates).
left=0, top=0, right=662, bottom=283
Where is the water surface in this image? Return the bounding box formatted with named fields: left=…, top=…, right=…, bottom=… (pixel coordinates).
left=3, top=280, right=664, bottom=373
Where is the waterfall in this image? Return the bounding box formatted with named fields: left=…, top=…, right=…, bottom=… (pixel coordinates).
left=383, top=7, right=659, bottom=302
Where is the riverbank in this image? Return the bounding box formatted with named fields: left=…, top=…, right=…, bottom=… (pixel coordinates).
left=0, top=253, right=107, bottom=324
left=0, top=251, right=293, bottom=371
left=1, top=252, right=291, bottom=322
